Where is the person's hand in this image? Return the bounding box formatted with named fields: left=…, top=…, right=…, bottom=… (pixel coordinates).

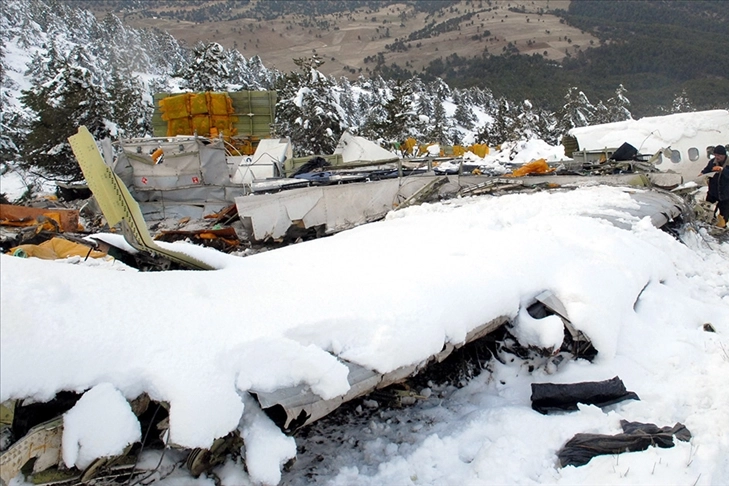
left=713, top=165, right=723, bottom=172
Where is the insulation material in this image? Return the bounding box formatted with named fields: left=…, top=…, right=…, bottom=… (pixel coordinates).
left=160, top=93, right=238, bottom=138
left=8, top=237, right=107, bottom=260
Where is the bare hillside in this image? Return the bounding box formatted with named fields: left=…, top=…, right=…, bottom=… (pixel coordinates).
left=81, top=0, right=598, bottom=78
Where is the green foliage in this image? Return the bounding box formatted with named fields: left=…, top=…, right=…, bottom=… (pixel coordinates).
left=178, top=42, right=230, bottom=92
left=371, top=79, right=414, bottom=142
left=274, top=56, right=345, bottom=156
left=20, top=64, right=111, bottom=181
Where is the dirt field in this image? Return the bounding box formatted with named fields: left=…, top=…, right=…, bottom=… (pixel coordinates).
left=94, top=0, right=597, bottom=78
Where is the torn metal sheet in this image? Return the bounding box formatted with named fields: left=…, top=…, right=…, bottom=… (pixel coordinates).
left=333, top=131, right=400, bottom=165
left=236, top=173, right=686, bottom=242
left=252, top=316, right=508, bottom=433
left=0, top=204, right=80, bottom=233
left=395, top=177, right=449, bottom=211
left=236, top=176, right=450, bottom=241
left=230, top=138, right=292, bottom=184
left=593, top=189, right=685, bottom=229
left=0, top=418, right=63, bottom=486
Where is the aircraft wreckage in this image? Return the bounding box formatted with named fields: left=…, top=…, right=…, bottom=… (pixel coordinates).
left=1, top=104, right=726, bottom=485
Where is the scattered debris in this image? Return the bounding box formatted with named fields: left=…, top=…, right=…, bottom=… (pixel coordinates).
left=2, top=123, right=724, bottom=485
left=0, top=203, right=81, bottom=233
left=557, top=420, right=691, bottom=467
left=393, top=176, right=448, bottom=210
left=55, top=182, right=91, bottom=201
left=68, top=126, right=216, bottom=271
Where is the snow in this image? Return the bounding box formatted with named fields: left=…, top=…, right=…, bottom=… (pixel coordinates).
left=2, top=182, right=729, bottom=484
left=61, top=383, right=141, bottom=469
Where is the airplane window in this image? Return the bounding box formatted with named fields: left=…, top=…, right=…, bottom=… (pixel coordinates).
left=688, top=147, right=699, bottom=161
left=707, top=146, right=715, bottom=158
left=671, top=150, right=681, bottom=163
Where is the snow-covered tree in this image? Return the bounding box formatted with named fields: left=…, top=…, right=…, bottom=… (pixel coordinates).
left=275, top=55, right=347, bottom=156
left=513, top=99, right=541, bottom=140
left=477, top=97, right=515, bottom=146
left=179, top=42, right=230, bottom=92
left=107, top=53, right=153, bottom=138
left=20, top=62, right=111, bottom=180
left=0, top=43, right=21, bottom=164
left=605, top=84, right=632, bottom=122
left=554, top=87, right=596, bottom=135
left=427, top=98, right=450, bottom=145
left=336, top=77, right=358, bottom=129
left=371, top=79, right=413, bottom=143
left=454, top=102, right=477, bottom=130
left=670, top=88, right=694, bottom=113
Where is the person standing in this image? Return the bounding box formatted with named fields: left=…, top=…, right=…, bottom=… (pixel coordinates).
left=700, top=144, right=728, bottom=228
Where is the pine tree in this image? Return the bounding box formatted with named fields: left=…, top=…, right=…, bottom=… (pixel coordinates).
left=513, top=99, right=540, bottom=140
left=554, top=87, right=596, bottom=135
left=477, top=97, right=514, bottom=146
left=670, top=88, right=694, bottom=113
left=593, top=101, right=610, bottom=125
left=247, top=55, right=275, bottom=90
left=226, top=49, right=252, bottom=90
left=371, top=79, right=413, bottom=143
left=336, top=77, right=357, bottom=129
left=427, top=98, right=450, bottom=145
left=358, top=79, right=387, bottom=141
left=0, top=42, right=20, bottom=164
left=274, top=56, right=346, bottom=155
left=605, top=84, right=632, bottom=122
left=20, top=62, right=111, bottom=180
left=179, top=42, right=230, bottom=92
left=107, top=57, right=152, bottom=138
left=454, top=103, right=477, bottom=130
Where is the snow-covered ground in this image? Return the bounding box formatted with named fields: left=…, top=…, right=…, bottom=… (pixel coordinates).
left=2, top=181, right=729, bottom=485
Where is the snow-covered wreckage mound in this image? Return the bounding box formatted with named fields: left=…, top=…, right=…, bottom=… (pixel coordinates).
left=2, top=185, right=729, bottom=485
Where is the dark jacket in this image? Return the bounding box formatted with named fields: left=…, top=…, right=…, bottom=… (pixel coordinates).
left=701, top=157, right=729, bottom=202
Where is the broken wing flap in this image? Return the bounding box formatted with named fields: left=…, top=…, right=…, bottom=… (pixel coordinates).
left=67, top=126, right=214, bottom=271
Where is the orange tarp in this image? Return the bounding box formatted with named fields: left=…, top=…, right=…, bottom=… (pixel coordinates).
left=508, top=159, right=555, bottom=177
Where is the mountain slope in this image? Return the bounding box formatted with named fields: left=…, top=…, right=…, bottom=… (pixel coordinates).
left=68, top=0, right=729, bottom=115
